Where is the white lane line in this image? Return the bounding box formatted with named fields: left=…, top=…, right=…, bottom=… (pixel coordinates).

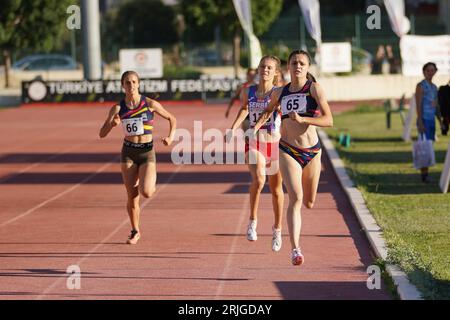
left=36, top=164, right=183, bottom=300
left=0, top=159, right=118, bottom=228
left=0, top=138, right=102, bottom=184
left=0, top=121, right=100, bottom=154
left=214, top=196, right=249, bottom=299
left=36, top=115, right=227, bottom=299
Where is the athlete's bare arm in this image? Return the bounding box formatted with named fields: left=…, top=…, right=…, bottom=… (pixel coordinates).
left=254, top=88, right=282, bottom=132
left=225, top=85, right=244, bottom=118
left=230, top=88, right=250, bottom=131
left=148, top=98, right=177, bottom=146
left=225, top=88, right=250, bottom=143
left=99, top=104, right=121, bottom=138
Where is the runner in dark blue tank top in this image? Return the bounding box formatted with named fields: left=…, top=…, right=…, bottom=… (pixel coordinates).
left=278, top=80, right=320, bottom=119
left=254, top=50, right=333, bottom=266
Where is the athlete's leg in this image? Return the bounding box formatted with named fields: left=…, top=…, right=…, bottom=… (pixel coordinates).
left=121, top=161, right=140, bottom=232
left=279, top=151, right=303, bottom=250
left=301, top=149, right=322, bottom=209
left=138, top=162, right=156, bottom=199
left=247, top=149, right=267, bottom=221
left=267, top=168, right=284, bottom=251
left=267, top=170, right=283, bottom=230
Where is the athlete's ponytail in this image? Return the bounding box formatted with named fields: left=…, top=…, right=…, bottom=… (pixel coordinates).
left=306, top=72, right=317, bottom=83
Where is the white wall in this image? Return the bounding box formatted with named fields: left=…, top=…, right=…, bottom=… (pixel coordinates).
left=318, top=74, right=449, bottom=101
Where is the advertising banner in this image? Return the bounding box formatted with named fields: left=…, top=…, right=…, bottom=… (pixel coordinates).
left=120, top=49, right=163, bottom=78
left=22, top=78, right=243, bottom=104
left=320, top=42, right=352, bottom=73
left=400, top=35, right=450, bottom=76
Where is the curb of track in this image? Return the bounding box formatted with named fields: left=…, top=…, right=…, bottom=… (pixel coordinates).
left=318, top=129, right=423, bottom=300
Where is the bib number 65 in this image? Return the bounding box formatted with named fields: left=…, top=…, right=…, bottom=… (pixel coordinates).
left=287, top=99, right=300, bottom=111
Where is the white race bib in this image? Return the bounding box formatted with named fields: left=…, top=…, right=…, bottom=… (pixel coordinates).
left=249, top=110, right=277, bottom=128
left=122, top=118, right=144, bottom=136
left=281, top=94, right=307, bottom=115
left=249, top=110, right=266, bottom=127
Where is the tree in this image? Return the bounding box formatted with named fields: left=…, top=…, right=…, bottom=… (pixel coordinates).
left=0, top=0, right=73, bottom=87
left=104, top=0, right=178, bottom=48
left=181, top=0, right=283, bottom=75
left=181, top=0, right=282, bottom=39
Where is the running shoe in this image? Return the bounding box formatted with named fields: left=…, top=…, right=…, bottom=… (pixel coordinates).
left=291, top=248, right=304, bottom=266
left=247, top=220, right=257, bottom=241
left=126, top=229, right=140, bottom=245
left=272, top=226, right=282, bottom=252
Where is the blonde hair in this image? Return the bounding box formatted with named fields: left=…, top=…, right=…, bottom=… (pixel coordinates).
left=259, top=55, right=281, bottom=86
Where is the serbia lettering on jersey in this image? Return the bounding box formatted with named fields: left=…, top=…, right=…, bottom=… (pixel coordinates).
left=247, top=85, right=280, bottom=132
left=278, top=80, right=320, bottom=120
left=119, top=95, right=154, bottom=137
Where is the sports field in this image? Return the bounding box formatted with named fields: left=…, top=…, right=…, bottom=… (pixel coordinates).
left=0, top=103, right=391, bottom=300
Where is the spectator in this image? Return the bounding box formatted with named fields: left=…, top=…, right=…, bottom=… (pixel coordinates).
left=386, top=45, right=401, bottom=74
left=415, top=62, right=438, bottom=183
left=371, top=45, right=385, bottom=75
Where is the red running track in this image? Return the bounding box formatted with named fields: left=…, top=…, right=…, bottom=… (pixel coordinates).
left=0, top=103, right=391, bottom=300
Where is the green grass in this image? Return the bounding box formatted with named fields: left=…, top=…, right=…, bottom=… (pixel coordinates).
left=325, top=107, right=450, bottom=300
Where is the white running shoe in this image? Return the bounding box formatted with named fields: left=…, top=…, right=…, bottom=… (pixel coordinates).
left=247, top=220, right=257, bottom=241
left=272, top=226, right=282, bottom=252
left=291, top=248, right=304, bottom=266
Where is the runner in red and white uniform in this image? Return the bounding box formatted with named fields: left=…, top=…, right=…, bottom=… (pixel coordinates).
left=226, top=56, right=284, bottom=252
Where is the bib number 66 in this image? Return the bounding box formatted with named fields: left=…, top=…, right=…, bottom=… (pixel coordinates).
left=126, top=123, right=138, bottom=133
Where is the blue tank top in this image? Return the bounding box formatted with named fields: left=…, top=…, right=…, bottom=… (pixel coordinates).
left=420, top=80, right=438, bottom=120
left=278, top=81, right=319, bottom=120
left=247, top=85, right=280, bottom=132
left=119, top=95, right=154, bottom=135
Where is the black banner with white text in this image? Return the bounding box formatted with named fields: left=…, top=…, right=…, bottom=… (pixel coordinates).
left=22, top=78, right=243, bottom=104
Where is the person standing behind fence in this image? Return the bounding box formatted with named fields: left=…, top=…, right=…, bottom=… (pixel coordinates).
left=225, top=56, right=284, bottom=252
left=371, top=45, right=385, bottom=75
left=386, top=45, right=401, bottom=74
left=254, top=50, right=333, bottom=266
left=99, top=71, right=177, bottom=244
left=415, top=62, right=438, bottom=183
